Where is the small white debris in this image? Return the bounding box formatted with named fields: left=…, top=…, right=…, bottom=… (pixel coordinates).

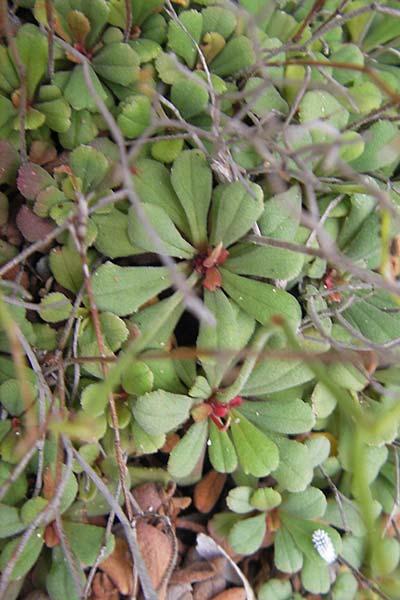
left=207, top=439, right=212, bottom=446
left=312, top=529, right=337, bottom=564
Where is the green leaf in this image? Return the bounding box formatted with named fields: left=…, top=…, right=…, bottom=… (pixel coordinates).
left=39, top=292, right=73, bottom=323
left=0, top=379, right=36, bottom=416
left=170, top=150, right=212, bottom=247
left=312, top=382, right=337, bottom=419
left=220, top=269, right=301, bottom=330
left=210, top=36, right=255, bottom=77
left=272, top=438, right=314, bottom=493
left=91, top=262, right=172, bottom=316
left=128, top=203, right=195, bottom=258
left=301, top=556, right=330, bottom=594
left=81, top=382, right=109, bottom=417
left=0, top=504, right=26, bottom=538
left=259, top=184, right=302, bottom=240
left=351, top=121, right=400, bottom=172
left=151, top=138, right=184, bottom=163
left=239, top=398, right=315, bottom=434
left=230, top=411, right=279, bottom=477
left=129, top=39, right=161, bottom=63
left=0, top=46, right=19, bottom=95
left=250, top=487, right=281, bottom=511
left=46, top=545, right=85, bottom=600
left=332, top=571, right=358, bottom=600
left=130, top=294, right=184, bottom=351
left=131, top=420, right=165, bottom=455
left=0, top=529, right=44, bottom=581
left=274, top=526, right=303, bottom=573
left=167, top=10, right=203, bottom=69
left=281, top=514, right=341, bottom=564
left=80, top=313, right=128, bottom=353
left=225, top=243, right=304, bottom=281
left=0, top=462, right=27, bottom=505
left=171, top=79, right=208, bottom=120
left=202, top=6, right=236, bottom=38
left=59, top=109, right=98, bottom=150
left=70, top=145, right=109, bottom=193
left=244, top=77, right=288, bottom=116
left=35, top=87, right=71, bottom=133
left=145, top=358, right=186, bottom=394
left=63, top=65, right=107, bottom=112
left=342, top=289, right=400, bottom=344
left=117, top=95, right=151, bottom=139
left=226, top=486, right=253, bottom=514
left=0, top=96, right=17, bottom=139
left=299, top=90, right=349, bottom=143
left=258, top=578, right=292, bottom=600
left=49, top=245, right=83, bottom=293
left=133, top=158, right=190, bottom=236
left=371, top=537, right=400, bottom=577
left=208, top=421, right=238, bottom=473
left=228, top=513, right=266, bottom=554
left=281, top=487, right=327, bottom=519
left=16, top=106, right=45, bottom=130
left=155, top=51, right=185, bottom=85
left=168, top=420, right=208, bottom=478
left=133, top=390, right=192, bottom=436
left=197, top=289, right=241, bottom=387
left=16, top=25, right=47, bottom=99
left=20, top=497, right=48, bottom=525
left=92, top=208, right=140, bottom=258
left=209, top=181, right=264, bottom=248
left=63, top=521, right=114, bottom=566
left=121, top=361, right=153, bottom=395
left=92, top=42, right=139, bottom=85
left=243, top=358, right=314, bottom=396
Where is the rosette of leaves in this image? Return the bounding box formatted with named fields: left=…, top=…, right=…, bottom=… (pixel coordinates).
left=34, top=0, right=142, bottom=148
left=0, top=24, right=71, bottom=143
left=151, top=4, right=256, bottom=140
left=91, top=149, right=304, bottom=330
left=127, top=318, right=316, bottom=484
left=213, top=483, right=342, bottom=595
left=0, top=436, right=118, bottom=596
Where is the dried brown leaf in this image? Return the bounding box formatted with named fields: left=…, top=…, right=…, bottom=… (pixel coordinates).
left=211, top=588, right=246, bottom=600
left=170, top=560, right=216, bottom=585
left=98, top=537, right=133, bottom=596
left=137, top=520, right=174, bottom=592
left=194, top=470, right=226, bottom=514
left=133, top=482, right=164, bottom=513
left=90, top=572, right=119, bottom=600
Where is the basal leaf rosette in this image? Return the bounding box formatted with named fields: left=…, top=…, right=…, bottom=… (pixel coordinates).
left=213, top=483, right=342, bottom=595
left=92, top=149, right=304, bottom=337
left=34, top=0, right=142, bottom=148
left=131, top=323, right=316, bottom=485
left=0, top=24, right=71, bottom=144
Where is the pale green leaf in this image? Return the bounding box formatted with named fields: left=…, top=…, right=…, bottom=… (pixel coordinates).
left=221, top=269, right=301, bottom=330
left=170, top=150, right=212, bottom=247
left=91, top=263, right=172, bottom=316
left=133, top=390, right=192, bottom=436
left=209, top=181, right=264, bottom=248
left=168, top=420, right=208, bottom=478
left=128, top=203, right=195, bottom=258
left=230, top=411, right=279, bottom=477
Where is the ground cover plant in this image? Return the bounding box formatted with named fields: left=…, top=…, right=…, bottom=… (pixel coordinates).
left=0, top=0, right=400, bottom=598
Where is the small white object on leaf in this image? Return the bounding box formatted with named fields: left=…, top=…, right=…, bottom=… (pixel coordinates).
left=312, top=529, right=337, bottom=564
